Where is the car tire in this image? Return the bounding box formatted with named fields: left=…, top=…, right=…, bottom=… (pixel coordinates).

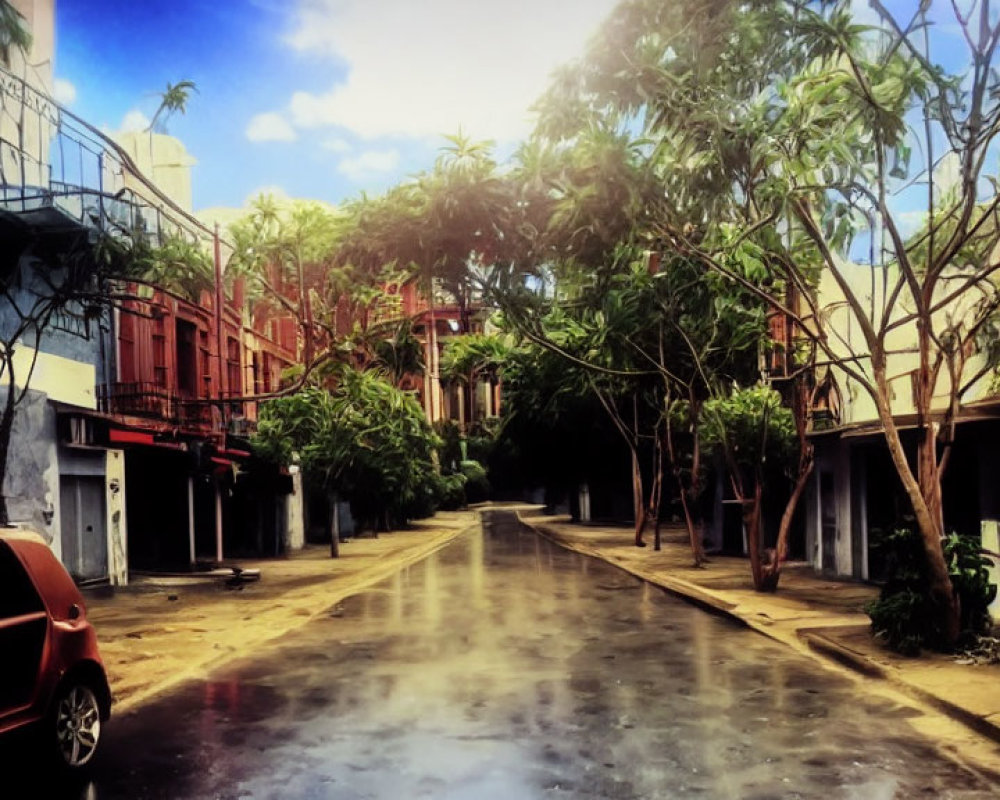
left=49, top=681, right=102, bottom=770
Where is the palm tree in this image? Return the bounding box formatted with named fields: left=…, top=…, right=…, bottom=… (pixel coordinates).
left=0, top=1, right=31, bottom=59
left=147, top=80, right=198, bottom=133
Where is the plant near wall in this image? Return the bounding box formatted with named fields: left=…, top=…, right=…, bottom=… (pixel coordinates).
left=131, top=234, right=215, bottom=302
left=867, top=526, right=997, bottom=654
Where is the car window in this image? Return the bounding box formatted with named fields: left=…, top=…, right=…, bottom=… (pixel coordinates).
left=0, top=541, right=45, bottom=618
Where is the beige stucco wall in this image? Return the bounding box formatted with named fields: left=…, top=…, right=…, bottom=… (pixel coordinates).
left=115, top=130, right=197, bottom=213
left=815, top=256, right=995, bottom=427
left=1, top=0, right=55, bottom=189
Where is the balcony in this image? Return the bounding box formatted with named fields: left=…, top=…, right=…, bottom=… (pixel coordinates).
left=0, top=63, right=209, bottom=247
left=96, top=381, right=231, bottom=433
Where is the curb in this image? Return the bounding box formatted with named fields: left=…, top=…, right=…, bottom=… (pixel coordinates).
left=518, top=513, right=1000, bottom=748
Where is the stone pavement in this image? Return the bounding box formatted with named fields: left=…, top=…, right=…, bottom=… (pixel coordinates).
left=520, top=512, right=1000, bottom=755
left=82, top=509, right=480, bottom=713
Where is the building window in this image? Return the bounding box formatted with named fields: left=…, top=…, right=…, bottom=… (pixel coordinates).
left=152, top=315, right=167, bottom=388
left=226, top=336, right=240, bottom=397
left=199, top=329, right=211, bottom=398
left=176, top=319, right=198, bottom=398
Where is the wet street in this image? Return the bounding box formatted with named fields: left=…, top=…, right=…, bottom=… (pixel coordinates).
left=14, top=512, right=1000, bottom=798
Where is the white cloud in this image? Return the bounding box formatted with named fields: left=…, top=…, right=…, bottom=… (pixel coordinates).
left=53, top=78, right=77, bottom=106
left=337, top=149, right=400, bottom=181
left=246, top=111, right=298, bottom=142
left=120, top=109, right=151, bottom=132
left=321, top=137, right=352, bottom=153
left=284, top=0, right=619, bottom=142
left=895, top=210, right=928, bottom=238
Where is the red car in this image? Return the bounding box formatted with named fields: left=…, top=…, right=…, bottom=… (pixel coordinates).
left=0, top=529, right=111, bottom=769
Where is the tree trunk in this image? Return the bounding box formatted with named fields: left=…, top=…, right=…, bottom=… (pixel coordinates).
left=0, top=356, right=17, bottom=526
left=632, top=447, right=647, bottom=547
left=759, top=450, right=812, bottom=592
left=664, top=401, right=704, bottom=565
left=651, top=429, right=664, bottom=551
left=759, top=379, right=814, bottom=592
left=873, top=364, right=960, bottom=645
left=744, top=480, right=765, bottom=591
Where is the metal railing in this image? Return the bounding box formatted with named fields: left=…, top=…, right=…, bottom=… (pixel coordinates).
left=96, top=381, right=237, bottom=433
left=0, top=63, right=213, bottom=248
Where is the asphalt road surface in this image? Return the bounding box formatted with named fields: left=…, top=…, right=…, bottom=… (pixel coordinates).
left=10, top=511, right=1000, bottom=799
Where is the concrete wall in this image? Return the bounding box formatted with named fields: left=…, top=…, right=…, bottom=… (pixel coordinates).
left=106, top=449, right=127, bottom=586
left=115, top=131, right=196, bottom=213
left=815, top=260, right=996, bottom=427
left=284, top=467, right=304, bottom=551
left=2, top=1, right=55, bottom=189
left=5, top=388, right=58, bottom=538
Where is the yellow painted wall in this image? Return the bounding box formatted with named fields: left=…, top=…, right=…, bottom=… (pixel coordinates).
left=0, top=348, right=97, bottom=409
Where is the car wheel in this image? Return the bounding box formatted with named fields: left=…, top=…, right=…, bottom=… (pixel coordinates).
left=51, top=682, right=102, bottom=769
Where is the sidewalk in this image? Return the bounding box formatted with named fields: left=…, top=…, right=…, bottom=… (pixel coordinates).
left=521, top=513, right=1000, bottom=749
left=83, top=510, right=480, bottom=713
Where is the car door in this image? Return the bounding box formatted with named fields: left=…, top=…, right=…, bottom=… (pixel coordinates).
left=0, top=540, right=48, bottom=719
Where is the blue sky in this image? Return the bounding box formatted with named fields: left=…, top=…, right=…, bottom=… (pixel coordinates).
left=54, top=0, right=621, bottom=213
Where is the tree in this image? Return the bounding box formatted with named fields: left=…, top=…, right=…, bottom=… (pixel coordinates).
left=367, top=318, right=425, bottom=387
left=498, top=340, right=628, bottom=513
left=702, top=386, right=797, bottom=590
left=147, top=80, right=198, bottom=133
left=0, top=0, right=30, bottom=57
left=530, top=0, right=1000, bottom=629
left=254, top=385, right=355, bottom=556
left=130, top=233, right=215, bottom=302
left=254, top=368, right=441, bottom=548
left=527, top=0, right=829, bottom=579
left=485, top=124, right=662, bottom=547
left=648, top=1, right=1000, bottom=637
left=606, top=255, right=765, bottom=560
left=226, top=194, right=344, bottom=379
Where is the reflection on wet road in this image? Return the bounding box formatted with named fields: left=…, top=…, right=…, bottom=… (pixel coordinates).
left=19, top=512, right=1000, bottom=798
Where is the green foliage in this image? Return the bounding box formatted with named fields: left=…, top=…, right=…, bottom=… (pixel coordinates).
left=133, top=234, right=215, bottom=302
left=701, top=385, right=796, bottom=472
left=867, top=527, right=997, bottom=654
left=439, top=334, right=511, bottom=385
left=433, top=471, right=467, bottom=511
left=368, top=318, right=424, bottom=385
left=434, top=419, right=464, bottom=473
left=466, top=417, right=501, bottom=465
left=148, top=79, right=197, bottom=133
left=459, top=460, right=490, bottom=504
left=254, top=368, right=442, bottom=531
left=0, top=1, right=31, bottom=54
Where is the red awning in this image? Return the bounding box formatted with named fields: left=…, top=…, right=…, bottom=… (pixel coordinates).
left=109, top=429, right=154, bottom=446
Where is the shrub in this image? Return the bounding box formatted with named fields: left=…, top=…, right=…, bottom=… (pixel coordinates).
left=866, top=525, right=997, bottom=654
left=435, top=419, right=464, bottom=473
left=460, top=459, right=490, bottom=504
left=434, top=472, right=467, bottom=511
